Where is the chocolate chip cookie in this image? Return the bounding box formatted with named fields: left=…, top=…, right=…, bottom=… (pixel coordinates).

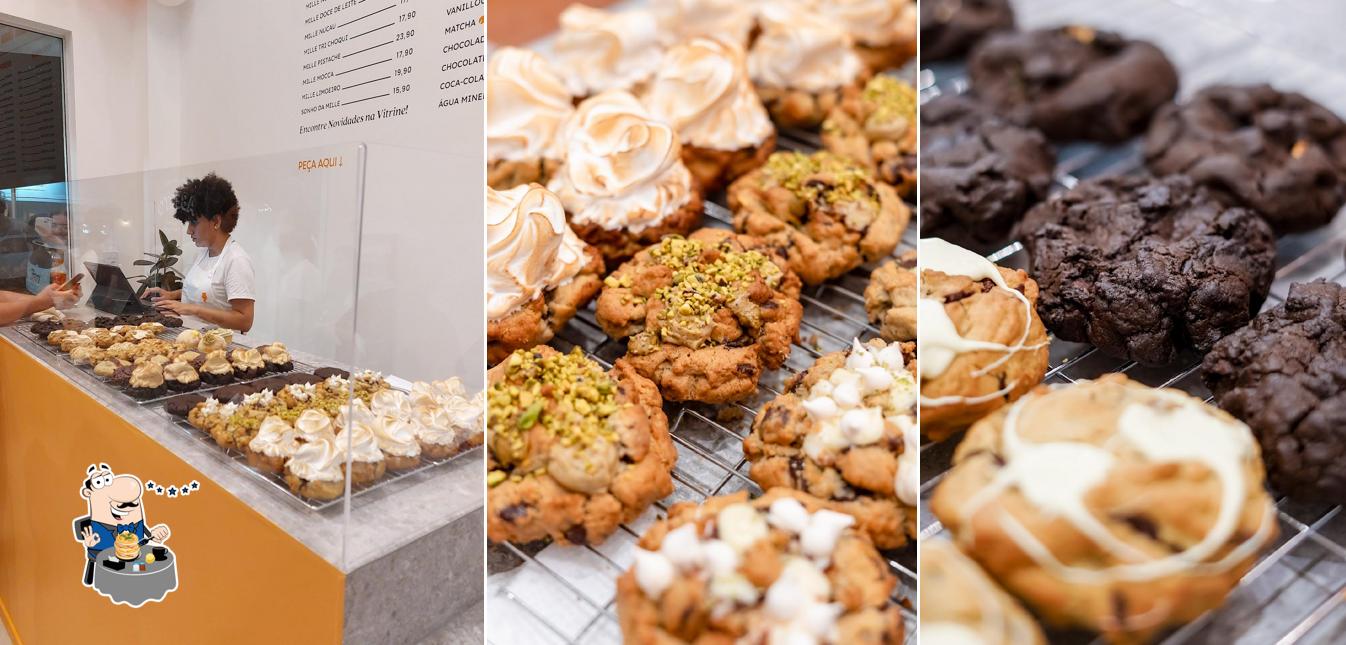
left=1018, top=175, right=1276, bottom=365
left=864, top=250, right=917, bottom=343
left=968, top=26, right=1178, bottom=142
left=1145, top=84, right=1346, bottom=234
left=919, top=93, right=1056, bottom=246
left=728, top=151, right=910, bottom=285
left=594, top=229, right=804, bottom=403
left=1203, top=280, right=1346, bottom=501
left=919, top=540, right=1046, bottom=645
left=919, top=238, right=1050, bottom=442
left=743, top=339, right=918, bottom=550
left=931, top=375, right=1278, bottom=642
left=920, top=0, right=1016, bottom=62
left=616, top=488, right=902, bottom=644
left=486, top=346, right=677, bottom=546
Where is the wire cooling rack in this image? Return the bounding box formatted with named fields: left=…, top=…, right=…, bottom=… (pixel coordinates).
left=485, top=126, right=920, bottom=644
left=919, top=0, right=1346, bottom=642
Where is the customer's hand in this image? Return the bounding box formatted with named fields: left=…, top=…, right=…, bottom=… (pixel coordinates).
left=39, top=284, right=79, bottom=310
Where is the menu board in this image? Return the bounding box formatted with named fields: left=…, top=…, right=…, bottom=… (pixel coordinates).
left=297, top=0, right=484, bottom=137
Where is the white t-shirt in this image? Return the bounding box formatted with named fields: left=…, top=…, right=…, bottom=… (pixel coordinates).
left=183, top=237, right=256, bottom=310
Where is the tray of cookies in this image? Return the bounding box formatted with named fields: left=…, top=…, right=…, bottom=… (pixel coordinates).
left=484, top=2, right=919, bottom=642
left=161, top=372, right=484, bottom=511
left=919, top=0, right=1346, bottom=643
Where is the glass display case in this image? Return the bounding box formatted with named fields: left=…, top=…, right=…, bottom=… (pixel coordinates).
left=0, top=142, right=483, bottom=643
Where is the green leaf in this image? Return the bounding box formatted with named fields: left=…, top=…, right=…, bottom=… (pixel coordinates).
left=159, top=230, right=169, bottom=247
left=164, top=257, right=178, bottom=267
left=132, top=260, right=153, bottom=266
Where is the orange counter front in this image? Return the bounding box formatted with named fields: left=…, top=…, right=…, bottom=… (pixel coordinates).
left=0, top=335, right=346, bottom=644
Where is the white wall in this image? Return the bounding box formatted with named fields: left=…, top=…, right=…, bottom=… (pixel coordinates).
left=1, top=0, right=485, bottom=386
left=0, top=0, right=148, bottom=180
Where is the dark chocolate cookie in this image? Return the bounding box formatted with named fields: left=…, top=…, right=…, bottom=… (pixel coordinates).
left=284, top=372, right=325, bottom=386
left=968, top=26, right=1178, bottom=142
left=920, top=0, right=1015, bottom=62
left=30, top=320, right=60, bottom=338
left=1144, top=84, right=1346, bottom=235
left=1203, top=280, right=1346, bottom=501
left=920, top=93, right=1056, bottom=246
left=164, top=394, right=206, bottom=418
left=313, top=367, right=349, bottom=380
left=1017, top=175, right=1275, bottom=365
left=211, top=384, right=257, bottom=403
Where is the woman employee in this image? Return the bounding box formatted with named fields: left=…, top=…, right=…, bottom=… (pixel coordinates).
left=146, top=173, right=256, bottom=333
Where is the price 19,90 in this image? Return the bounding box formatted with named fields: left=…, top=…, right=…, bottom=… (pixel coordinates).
left=393, top=66, right=413, bottom=76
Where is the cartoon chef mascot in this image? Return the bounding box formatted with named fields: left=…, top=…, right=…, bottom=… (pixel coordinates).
left=73, top=464, right=171, bottom=586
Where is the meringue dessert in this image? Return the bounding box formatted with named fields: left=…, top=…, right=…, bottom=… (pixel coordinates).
left=649, top=0, right=756, bottom=48
left=548, top=90, right=704, bottom=262
left=822, top=74, right=918, bottom=197
left=246, top=415, right=300, bottom=474
left=164, top=360, right=201, bottom=392
left=748, top=5, right=870, bottom=130
left=284, top=433, right=346, bottom=501
left=486, top=47, right=575, bottom=190
left=230, top=348, right=267, bottom=380
left=643, top=36, right=776, bottom=192
left=808, top=0, right=918, bottom=71
left=199, top=349, right=235, bottom=385
left=259, top=342, right=293, bottom=372
left=487, top=183, right=604, bottom=365
left=335, top=401, right=388, bottom=485
left=552, top=4, right=662, bottom=98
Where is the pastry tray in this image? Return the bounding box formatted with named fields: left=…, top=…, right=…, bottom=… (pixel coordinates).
left=919, top=0, right=1346, bottom=642
left=18, top=322, right=320, bottom=406
left=163, top=412, right=481, bottom=513
left=484, top=130, right=919, bottom=642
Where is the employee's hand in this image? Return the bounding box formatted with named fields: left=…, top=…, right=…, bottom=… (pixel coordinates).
left=155, top=299, right=196, bottom=317
left=149, top=524, right=171, bottom=543
left=144, top=287, right=178, bottom=302
left=80, top=526, right=100, bottom=548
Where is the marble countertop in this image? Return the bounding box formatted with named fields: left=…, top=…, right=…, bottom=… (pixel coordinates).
left=2, top=308, right=483, bottom=573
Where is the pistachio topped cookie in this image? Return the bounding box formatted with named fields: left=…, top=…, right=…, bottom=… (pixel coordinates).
left=728, top=151, right=909, bottom=285
left=822, top=75, right=919, bottom=197
left=487, top=346, right=676, bottom=546
left=594, top=229, right=804, bottom=403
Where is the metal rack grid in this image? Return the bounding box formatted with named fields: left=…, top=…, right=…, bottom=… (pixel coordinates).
left=918, top=0, right=1346, bottom=642
left=486, top=128, right=920, bottom=644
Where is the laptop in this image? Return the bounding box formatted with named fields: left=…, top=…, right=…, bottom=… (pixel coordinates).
left=84, top=262, right=153, bottom=314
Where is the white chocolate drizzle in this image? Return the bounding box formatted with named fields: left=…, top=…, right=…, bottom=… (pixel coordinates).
left=956, top=382, right=1277, bottom=585
left=918, top=237, right=1048, bottom=409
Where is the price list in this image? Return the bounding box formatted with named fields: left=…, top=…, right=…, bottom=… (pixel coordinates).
left=298, top=0, right=423, bottom=135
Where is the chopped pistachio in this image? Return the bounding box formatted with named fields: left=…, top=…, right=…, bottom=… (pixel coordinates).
left=487, top=470, right=507, bottom=486
left=763, top=151, right=878, bottom=208
left=863, top=75, right=915, bottom=127
left=488, top=348, right=623, bottom=458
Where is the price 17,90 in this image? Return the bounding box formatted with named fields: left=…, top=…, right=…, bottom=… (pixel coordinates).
left=395, top=47, right=414, bottom=59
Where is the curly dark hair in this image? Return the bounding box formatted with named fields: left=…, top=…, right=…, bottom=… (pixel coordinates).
left=172, top=172, right=240, bottom=233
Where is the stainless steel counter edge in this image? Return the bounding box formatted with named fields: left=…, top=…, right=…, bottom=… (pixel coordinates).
left=0, top=323, right=483, bottom=573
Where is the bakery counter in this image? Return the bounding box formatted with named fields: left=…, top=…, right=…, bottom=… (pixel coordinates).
left=0, top=318, right=483, bottom=644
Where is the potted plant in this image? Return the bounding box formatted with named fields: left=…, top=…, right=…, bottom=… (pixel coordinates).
left=129, top=229, right=184, bottom=297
